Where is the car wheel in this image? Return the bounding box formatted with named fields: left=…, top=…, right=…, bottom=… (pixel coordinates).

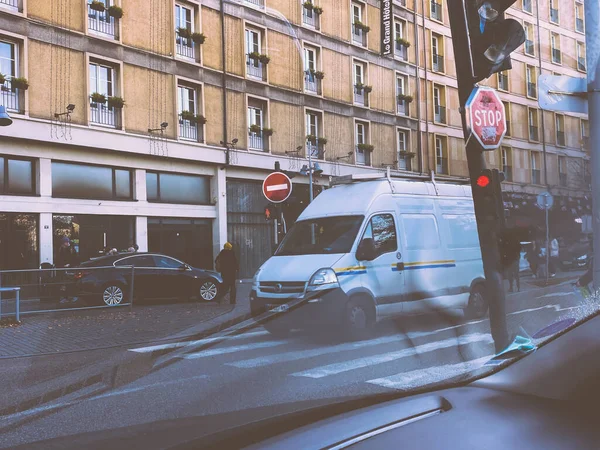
left=344, top=297, right=374, bottom=340
left=263, top=321, right=292, bottom=337
left=199, top=280, right=219, bottom=302
left=464, top=284, right=488, bottom=319
left=102, top=284, right=126, bottom=306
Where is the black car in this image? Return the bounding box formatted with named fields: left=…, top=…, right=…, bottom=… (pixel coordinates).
left=70, top=253, right=223, bottom=306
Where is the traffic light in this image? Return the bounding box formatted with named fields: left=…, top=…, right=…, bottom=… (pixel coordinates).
left=473, top=168, right=505, bottom=224
left=264, top=205, right=273, bottom=222
left=466, top=0, right=525, bottom=82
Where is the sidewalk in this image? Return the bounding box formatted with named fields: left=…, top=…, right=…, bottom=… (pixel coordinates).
left=0, top=281, right=251, bottom=359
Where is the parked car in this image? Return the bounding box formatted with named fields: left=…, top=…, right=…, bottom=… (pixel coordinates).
left=69, top=253, right=223, bottom=306
left=559, top=240, right=591, bottom=271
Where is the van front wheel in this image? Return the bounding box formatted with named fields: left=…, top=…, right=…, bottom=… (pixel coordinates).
left=464, top=284, right=488, bottom=319
left=344, top=297, right=374, bottom=339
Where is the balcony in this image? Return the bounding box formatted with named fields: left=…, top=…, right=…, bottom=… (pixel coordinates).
left=354, top=86, right=367, bottom=106
left=304, top=71, right=321, bottom=95
left=527, top=81, right=537, bottom=98
left=432, top=53, right=444, bottom=72
left=523, top=0, right=532, bottom=13
left=529, top=125, right=539, bottom=141
left=0, top=82, right=22, bottom=113
left=176, top=35, right=195, bottom=60
left=525, top=39, right=534, bottom=55
left=434, top=104, right=446, bottom=123
left=245, top=0, right=264, bottom=8
left=352, top=25, right=366, bottom=46
left=307, top=140, right=325, bottom=159
left=578, top=57, right=586, bottom=71
left=431, top=1, right=442, bottom=21
left=90, top=103, right=119, bottom=128
left=502, top=166, right=513, bottom=182
left=556, top=130, right=566, bottom=146
left=88, top=5, right=117, bottom=39
left=303, top=7, right=318, bottom=28
left=576, top=18, right=584, bottom=33
left=498, top=73, right=509, bottom=90
left=394, top=41, right=408, bottom=60
left=552, top=48, right=561, bottom=64
left=550, top=8, right=559, bottom=23
left=398, top=154, right=412, bottom=171
left=436, top=157, right=448, bottom=174
left=179, top=117, right=204, bottom=143
left=246, top=55, right=266, bottom=80
left=559, top=173, right=567, bottom=187
left=531, top=169, right=541, bottom=185
left=355, top=145, right=372, bottom=166
left=248, top=130, right=266, bottom=151
left=397, top=99, right=409, bottom=115
left=0, top=0, right=18, bottom=11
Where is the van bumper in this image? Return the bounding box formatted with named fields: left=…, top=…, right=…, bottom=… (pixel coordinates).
left=250, top=288, right=349, bottom=328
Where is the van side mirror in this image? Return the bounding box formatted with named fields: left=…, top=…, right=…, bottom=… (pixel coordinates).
left=356, top=238, right=376, bottom=261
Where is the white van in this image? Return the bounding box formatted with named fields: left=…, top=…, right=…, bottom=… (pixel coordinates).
left=250, top=174, right=487, bottom=336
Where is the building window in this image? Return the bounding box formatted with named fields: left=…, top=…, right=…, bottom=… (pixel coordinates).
left=526, top=65, right=537, bottom=98
left=178, top=83, right=204, bottom=143
left=89, top=61, right=121, bottom=128
left=555, top=114, right=565, bottom=147
left=524, top=23, right=535, bottom=56
left=0, top=40, right=23, bottom=114
left=0, top=214, right=38, bottom=270
left=175, top=4, right=199, bottom=62
left=435, top=136, right=448, bottom=174
left=351, top=2, right=367, bottom=47
left=248, top=98, right=269, bottom=152
left=501, top=147, right=512, bottom=181
left=531, top=152, right=541, bottom=184
left=430, top=0, right=442, bottom=21
left=0, top=156, right=35, bottom=196
left=433, top=84, right=446, bottom=123
left=353, top=60, right=368, bottom=107
left=355, top=121, right=371, bottom=166
left=394, top=19, right=408, bottom=60
left=245, top=0, right=264, bottom=9
left=497, top=71, right=509, bottom=91
left=432, top=33, right=444, bottom=73
left=87, top=0, right=117, bottom=39
left=396, top=75, right=409, bottom=116
left=146, top=171, right=210, bottom=204
left=522, top=0, right=532, bottom=14
left=558, top=156, right=567, bottom=187
left=52, top=162, right=132, bottom=200
left=397, top=129, right=411, bottom=171
left=581, top=118, right=589, bottom=149
left=304, top=45, right=321, bottom=95
left=550, top=0, right=559, bottom=24
left=577, top=42, right=586, bottom=72
left=551, top=33, right=561, bottom=64
left=302, top=0, right=320, bottom=29
left=575, top=3, right=584, bottom=33
left=245, top=28, right=266, bottom=81
left=503, top=101, right=511, bottom=136
left=528, top=108, right=539, bottom=141
left=306, top=110, right=324, bottom=159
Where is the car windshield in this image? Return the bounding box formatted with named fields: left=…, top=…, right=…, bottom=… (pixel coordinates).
left=2, top=1, right=600, bottom=448
left=275, top=215, right=364, bottom=256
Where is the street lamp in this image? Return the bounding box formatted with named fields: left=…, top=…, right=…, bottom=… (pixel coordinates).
left=220, top=138, right=238, bottom=166
left=0, top=106, right=13, bottom=127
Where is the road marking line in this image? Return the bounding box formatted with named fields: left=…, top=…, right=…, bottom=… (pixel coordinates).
left=182, top=340, right=288, bottom=359
left=129, top=330, right=270, bottom=353
left=290, top=333, right=493, bottom=379
left=90, top=375, right=209, bottom=400
left=539, top=292, right=576, bottom=298
left=266, top=183, right=288, bottom=192
left=366, top=356, right=491, bottom=391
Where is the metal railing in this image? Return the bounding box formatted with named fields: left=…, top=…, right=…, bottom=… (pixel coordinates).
left=0, top=82, right=21, bottom=113
left=397, top=99, right=409, bottom=115
left=525, top=39, right=534, bottom=55
left=559, top=173, right=567, bottom=187
left=498, top=73, right=509, bottom=90
left=527, top=81, right=537, bottom=98
left=90, top=103, right=119, bottom=128
left=436, top=157, right=448, bottom=174
left=576, top=18, right=584, bottom=32
left=398, top=156, right=411, bottom=171
left=249, top=130, right=265, bottom=150
left=0, top=0, right=18, bottom=10
left=176, top=36, right=195, bottom=59
left=355, top=145, right=371, bottom=166
left=432, top=53, right=444, bottom=72
left=246, top=55, right=265, bottom=80
left=550, top=8, right=559, bottom=23
left=431, top=1, right=442, bottom=20
left=531, top=169, right=541, bottom=185
left=88, top=5, right=117, bottom=38
left=552, top=48, right=561, bottom=63
left=352, top=25, right=365, bottom=45
left=503, top=166, right=513, bottom=182
left=245, top=0, right=264, bottom=7
left=556, top=130, right=566, bottom=146
left=578, top=57, right=586, bottom=71
left=434, top=104, right=446, bottom=123
left=354, top=87, right=366, bottom=106
left=0, top=287, right=20, bottom=322
left=180, top=118, right=203, bottom=142
left=303, top=7, right=318, bottom=28
left=307, top=141, right=325, bottom=159
left=529, top=125, right=539, bottom=141
left=395, top=42, right=408, bottom=60
left=304, top=71, right=320, bottom=94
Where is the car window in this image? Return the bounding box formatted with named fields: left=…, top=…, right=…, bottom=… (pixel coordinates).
left=362, top=214, right=397, bottom=257
left=114, top=255, right=155, bottom=267
left=153, top=255, right=183, bottom=269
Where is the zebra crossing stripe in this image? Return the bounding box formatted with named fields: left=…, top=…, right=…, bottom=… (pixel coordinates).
left=129, top=330, right=271, bottom=353
left=182, top=340, right=288, bottom=359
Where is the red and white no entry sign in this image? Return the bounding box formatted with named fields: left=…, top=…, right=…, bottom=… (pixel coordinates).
left=262, top=171, right=292, bottom=203
left=465, top=86, right=506, bottom=151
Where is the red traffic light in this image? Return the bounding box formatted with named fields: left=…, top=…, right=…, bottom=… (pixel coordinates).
left=477, top=174, right=491, bottom=187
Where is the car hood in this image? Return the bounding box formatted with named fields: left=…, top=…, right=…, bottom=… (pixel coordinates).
left=256, top=254, right=345, bottom=282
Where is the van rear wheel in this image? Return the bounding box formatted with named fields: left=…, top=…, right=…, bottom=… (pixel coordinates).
left=464, top=284, right=488, bottom=319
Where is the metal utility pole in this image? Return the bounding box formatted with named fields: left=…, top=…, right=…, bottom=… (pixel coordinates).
left=308, top=145, right=314, bottom=203
left=585, top=0, right=600, bottom=290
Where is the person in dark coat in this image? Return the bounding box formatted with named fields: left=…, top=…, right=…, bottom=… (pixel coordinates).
left=215, top=242, right=239, bottom=304
left=55, top=236, right=78, bottom=303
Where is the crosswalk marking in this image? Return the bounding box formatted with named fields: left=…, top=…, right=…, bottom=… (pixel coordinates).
left=290, top=333, right=493, bottom=379
left=129, top=330, right=270, bottom=353
left=182, top=340, right=288, bottom=359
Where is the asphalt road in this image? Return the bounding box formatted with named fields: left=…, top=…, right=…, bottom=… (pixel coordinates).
left=1, top=278, right=597, bottom=449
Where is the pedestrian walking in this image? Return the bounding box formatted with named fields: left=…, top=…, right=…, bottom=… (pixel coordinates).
left=549, top=236, right=559, bottom=277
left=55, top=236, right=78, bottom=304
left=506, top=238, right=521, bottom=292
left=215, top=242, right=238, bottom=305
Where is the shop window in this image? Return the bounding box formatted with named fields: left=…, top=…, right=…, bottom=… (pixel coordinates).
left=148, top=218, right=213, bottom=269
left=0, top=213, right=38, bottom=270
left=0, top=156, right=35, bottom=196
left=146, top=171, right=210, bottom=205
left=52, top=161, right=132, bottom=200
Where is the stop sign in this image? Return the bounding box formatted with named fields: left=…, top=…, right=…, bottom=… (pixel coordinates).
left=466, top=86, right=506, bottom=151
left=262, top=172, right=292, bottom=203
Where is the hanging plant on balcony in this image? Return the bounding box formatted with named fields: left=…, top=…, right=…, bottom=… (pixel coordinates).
left=395, top=37, right=411, bottom=47
left=399, top=150, right=416, bottom=158
left=357, top=143, right=374, bottom=152
left=303, top=1, right=314, bottom=10
left=249, top=124, right=262, bottom=133
left=177, top=27, right=192, bottom=39
left=107, top=5, right=123, bottom=18
left=0, top=73, right=6, bottom=85
left=180, top=110, right=197, bottom=122
left=354, top=82, right=364, bottom=92
left=318, top=136, right=327, bottom=144
left=313, top=6, right=323, bottom=14
left=11, top=77, right=29, bottom=91
left=191, top=32, right=206, bottom=45
left=354, top=21, right=370, bottom=32
left=306, top=134, right=317, bottom=144
left=258, top=54, right=271, bottom=65
left=363, top=85, right=373, bottom=94
left=397, top=93, right=413, bottom=103
left=262, top=127, right=274, bottom=137
left=195, top=114, right=207, bottom=124
left=248, top=51, right=261, bottom=62
left=314, top=70, right=325, bottom=80
left=107, top=96, right=125, bottom=109
left=89, top=0, right=106, bottom=12
left=90, top=92, right=106, bottom=104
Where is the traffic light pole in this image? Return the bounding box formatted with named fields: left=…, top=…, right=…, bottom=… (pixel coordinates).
left=447, top=0, right=509, bottom=353
left=585, top=0, right=600, bottom=291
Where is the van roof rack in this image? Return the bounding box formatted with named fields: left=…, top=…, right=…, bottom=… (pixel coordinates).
left=330, top=168, right=470, bottom=187
left=329, top=173, right=387, bottom=186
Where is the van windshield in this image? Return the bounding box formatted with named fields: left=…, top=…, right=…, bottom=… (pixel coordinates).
left=275, top=215, right=364, bottom=256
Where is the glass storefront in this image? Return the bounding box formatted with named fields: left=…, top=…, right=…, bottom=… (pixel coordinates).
left=148, top=218, right=213, bottom=269
left=53, top=215, right=135, bottom=264
left=0, top=213, right=38, bottom=270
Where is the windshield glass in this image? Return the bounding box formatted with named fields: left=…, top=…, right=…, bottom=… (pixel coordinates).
left=275, top=215, right=364, bottom=256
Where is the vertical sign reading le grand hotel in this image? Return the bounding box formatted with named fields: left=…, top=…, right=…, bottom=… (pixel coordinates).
left=381, top=0, right=392, bottom=55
